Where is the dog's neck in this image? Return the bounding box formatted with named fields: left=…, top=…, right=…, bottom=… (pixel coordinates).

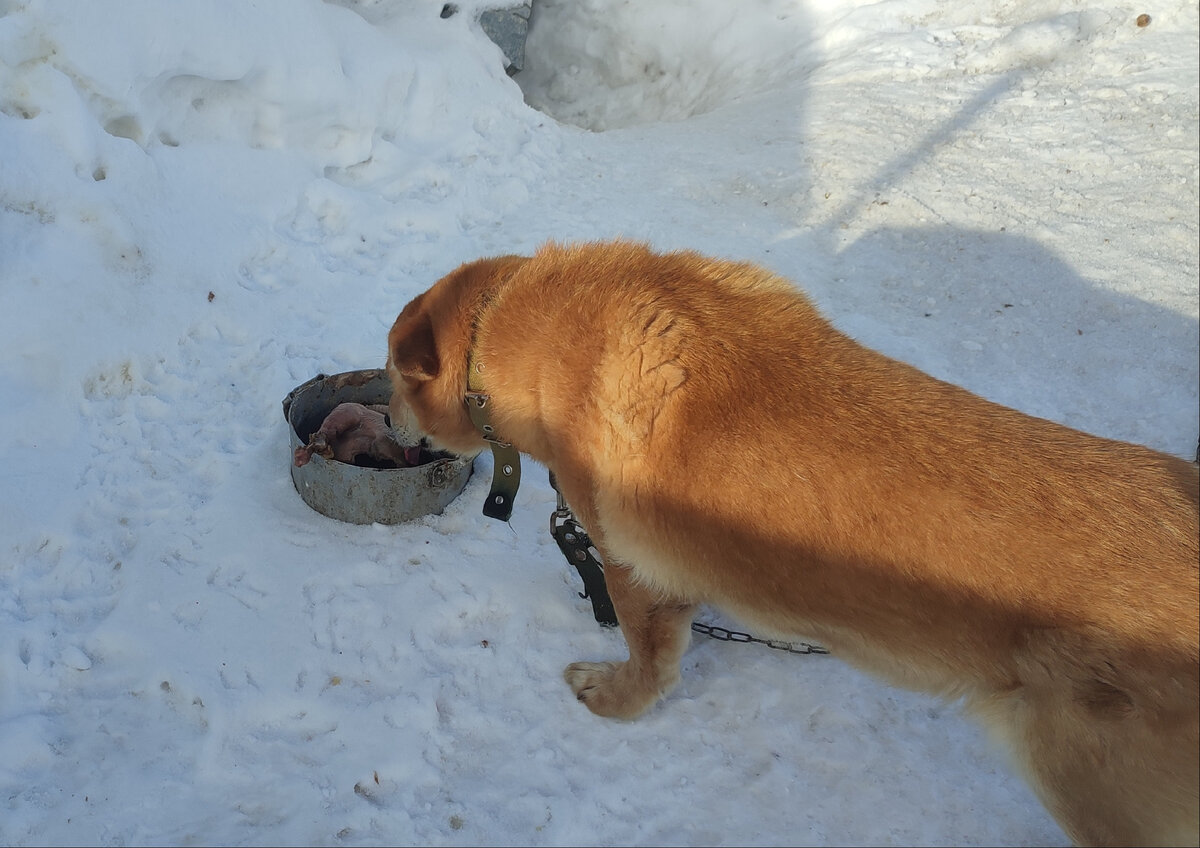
left=455, top=268, right=586, bottom=522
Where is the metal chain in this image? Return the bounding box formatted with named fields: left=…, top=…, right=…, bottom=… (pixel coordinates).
left=690, top=621, right=829, bottom=655
left=547, top=475, right=830, bottom=657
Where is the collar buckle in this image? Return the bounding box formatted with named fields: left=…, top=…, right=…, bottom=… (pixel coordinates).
left=464, top=391, right=513, bottom=447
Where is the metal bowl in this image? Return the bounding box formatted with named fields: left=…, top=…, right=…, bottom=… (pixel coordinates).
left=282, top=369, right=473, bottom=524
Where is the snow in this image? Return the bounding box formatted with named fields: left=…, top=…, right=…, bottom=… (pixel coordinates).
left=0, top=0, right=1195, bottom=844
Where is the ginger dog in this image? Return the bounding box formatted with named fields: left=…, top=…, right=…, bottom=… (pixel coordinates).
left=385, top=240, right=1199, bottom=846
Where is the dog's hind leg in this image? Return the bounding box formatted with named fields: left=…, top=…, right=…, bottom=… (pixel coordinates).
left=978, top=669, right=1200, bottom=847
left=564, top=559, right=696, bottom=720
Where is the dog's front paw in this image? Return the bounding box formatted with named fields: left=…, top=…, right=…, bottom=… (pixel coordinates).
left=563, top=661, right=667, bottom=720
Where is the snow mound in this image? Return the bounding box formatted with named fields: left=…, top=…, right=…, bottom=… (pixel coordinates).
left=517, top=0, right=820, bottom=131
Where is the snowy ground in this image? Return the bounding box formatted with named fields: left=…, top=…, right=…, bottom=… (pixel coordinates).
left=1, top=0, right=1196, bottom=845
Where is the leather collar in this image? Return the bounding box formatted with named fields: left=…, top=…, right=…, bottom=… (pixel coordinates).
left=464, top=348, right=522, bottom=522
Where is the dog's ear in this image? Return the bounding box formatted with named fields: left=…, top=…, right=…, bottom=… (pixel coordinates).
left=389, top=312, right=439, bottom=381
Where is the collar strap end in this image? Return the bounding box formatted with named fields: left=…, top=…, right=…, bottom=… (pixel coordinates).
left=464, top=389, right=522, bottom=522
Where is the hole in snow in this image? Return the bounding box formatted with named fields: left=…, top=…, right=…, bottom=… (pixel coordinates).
left=103, top=114, right=143, bottom=144
left=0, top=99, right=38, bottom=120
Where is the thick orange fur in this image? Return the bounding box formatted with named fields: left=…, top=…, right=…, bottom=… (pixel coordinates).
left=386, top=240, right=1199, bottom=847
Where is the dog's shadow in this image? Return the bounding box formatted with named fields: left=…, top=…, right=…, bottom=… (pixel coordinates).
left=781, top=223, right=1199, bottom=460
left=769, top=69, right=1197, bottom=461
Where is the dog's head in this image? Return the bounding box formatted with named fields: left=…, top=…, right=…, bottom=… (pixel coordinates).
left=386, top=254, right=527, bottom=455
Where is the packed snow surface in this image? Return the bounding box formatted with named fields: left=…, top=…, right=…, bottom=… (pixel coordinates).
left=1, top=0, right=1196, bottom=844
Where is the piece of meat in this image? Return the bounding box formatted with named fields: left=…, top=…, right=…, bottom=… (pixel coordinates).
left=293, top=402, right=420, bottom=468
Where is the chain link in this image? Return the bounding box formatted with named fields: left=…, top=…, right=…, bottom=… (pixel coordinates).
left=690, top=621, right=830, bottom=655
